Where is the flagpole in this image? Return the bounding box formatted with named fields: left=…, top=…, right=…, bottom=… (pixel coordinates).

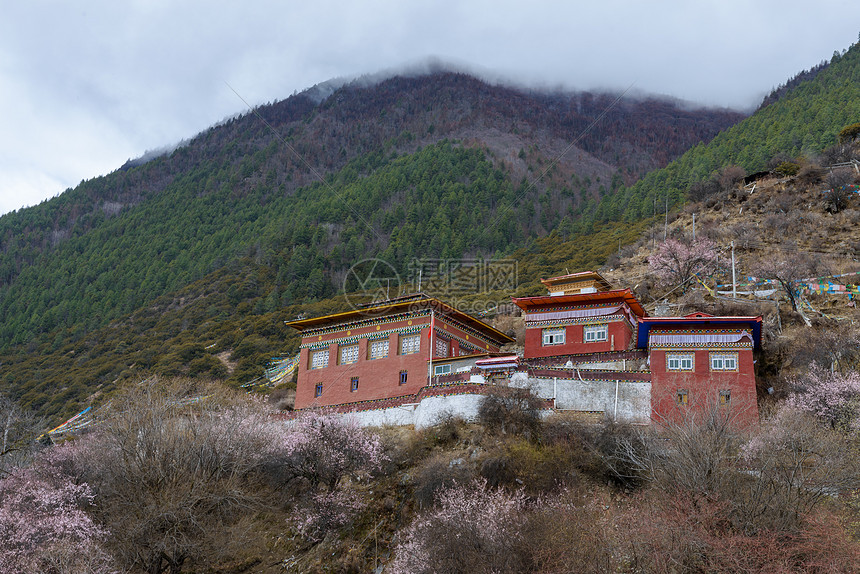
left=428, top=308, right=434, bottom=385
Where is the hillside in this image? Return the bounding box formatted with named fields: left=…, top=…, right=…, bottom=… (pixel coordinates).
left=5, top=30, right=860, bottom=425
left=5, top=142, right=860, bottom=574
left=6, top=37, right=860, bottom=572
left=0, top=71, right=742, bottom=421
left=588, top=38, right=860, bottom=225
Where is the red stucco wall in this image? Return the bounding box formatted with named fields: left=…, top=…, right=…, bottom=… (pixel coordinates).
left=523, top=319, right=634, bottom=359
left=649, top=348, right=758, bottom=427
left=294, top=314, right=502, bottom=409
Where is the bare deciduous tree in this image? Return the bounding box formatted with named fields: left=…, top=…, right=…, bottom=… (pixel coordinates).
left=609, top=404, right=859, bottom=535
left=64, top=379, right=287, bottom=574
left=823, top=168, right=856, bottom=213
left=0, top=394, right=41, bottom=476
left=751, top=248, right=824, bottom=319
left=739, top=407, right=860, bottom=532
left=477, top=384, right=545, bottom=439
left=611, top=405, right=742, bottom=498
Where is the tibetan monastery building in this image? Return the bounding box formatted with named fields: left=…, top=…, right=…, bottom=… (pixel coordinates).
left=285, top=294, right=514, bottom=410
left=285, top=272, right=762, bottom=428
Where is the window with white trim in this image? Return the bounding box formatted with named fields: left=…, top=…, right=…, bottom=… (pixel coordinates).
left=542, top=327, right=565, bottom=346
left=583, top=324, right=608, bottom=342
left=666, top=352, right=694, bottom=371
left=400, top=334, right=421, bottom=355
left=369, top=339, right=389, bottom=359
left=310, top=349, right=329, bottom=369
left=433, top=364, right=452, bottom=376
left=339, top=344, right=359, bottom=365
left=710, top=352, right=738, bottom=371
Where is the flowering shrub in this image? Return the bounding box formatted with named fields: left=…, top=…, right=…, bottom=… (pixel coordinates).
left=294, top=490, right=366, bottom=542
left=786, top=364, right=860, bottom=430
left=58, top=380, right=299, bottom=574
left=649, top=237, right=722, bottom=291
left=281, top=411, right=386, bottom=542
left=283, top=411, right=385, bottom=490
left=0, top=464, right=114, bottom=574
left=389, top=480, right=528, bottom=574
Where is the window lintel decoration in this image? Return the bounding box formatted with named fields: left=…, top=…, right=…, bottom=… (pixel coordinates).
left=542, top=327, right=565, bottom=346
left=583, top=323, right=608, bottom=342
left=666, top=352, right=694, bottom=371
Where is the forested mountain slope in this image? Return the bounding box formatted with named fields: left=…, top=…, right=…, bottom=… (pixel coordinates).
left=6, top=32, right=860, bottom=422
left=588, top=38, right=860, bottom=225
left=0, top=71, right=742, bottom=398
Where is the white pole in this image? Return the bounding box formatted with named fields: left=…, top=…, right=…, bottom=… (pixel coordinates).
left=731, top=241, right=737, bottom=298
left=614, top=380, right=619, bottom=422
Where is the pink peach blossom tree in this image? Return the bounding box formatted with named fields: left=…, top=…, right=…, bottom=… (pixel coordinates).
left=0, top=461, right=114, bottom=574
left=786, top=364, right=860, bottom=431
left=649, top=237, right=723, bottom=292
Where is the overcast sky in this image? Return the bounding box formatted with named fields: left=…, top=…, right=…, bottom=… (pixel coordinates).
left=0, top=1, right=857, bottom=216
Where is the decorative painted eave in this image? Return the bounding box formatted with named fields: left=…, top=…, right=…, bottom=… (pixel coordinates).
left=285, top=293, right=514, bottom=346
left=539, top=271, right=613, bottom=293
left=512, top=289, right=647, bottom=318
left=637, top=315, right=763, bottom=349
left=475, top=355, right=520, bottom=370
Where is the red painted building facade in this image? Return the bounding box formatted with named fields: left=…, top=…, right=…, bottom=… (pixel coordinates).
left=513, top=272, right=647, bottom=360
left=638, top=313, right=762, bottom=427
left=286, top=295, right=513, bottom=410
left=514, top=290, right=646, bottom=359
left=514, top=272, right=762, bottom=426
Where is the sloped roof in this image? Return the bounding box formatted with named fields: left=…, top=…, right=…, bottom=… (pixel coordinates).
left=512, top=288, right=647, bottom=318
left=285, top=294, right=514, bottom=345
left=539, top=270, right=613, bottom=292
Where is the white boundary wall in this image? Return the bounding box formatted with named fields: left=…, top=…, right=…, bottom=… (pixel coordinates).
left=337, top=371, right=652, bottom=428
left=342, top=392, right=488, bottom=430
left=508, top=372, right=650, bottom=424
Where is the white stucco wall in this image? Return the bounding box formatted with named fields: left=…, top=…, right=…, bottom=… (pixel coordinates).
left=341, top=393, right=488, bottom=429
left=337, top=371, right=651, bottom=428
left=343, top=405, right=418, bottom=427
left=413, top=393, right=486, bottom=429
left=510, top=372, right=651, bottom=424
